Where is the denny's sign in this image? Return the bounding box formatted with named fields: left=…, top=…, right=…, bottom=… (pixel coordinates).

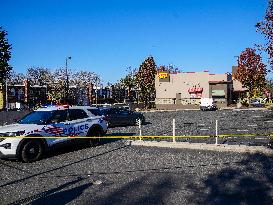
left=158, top=71, right=170, bottom=82
left=158, top=72, right=169, bottom=79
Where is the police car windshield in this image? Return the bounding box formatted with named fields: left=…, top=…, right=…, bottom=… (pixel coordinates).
left=18, top=111, right=54, bottom=125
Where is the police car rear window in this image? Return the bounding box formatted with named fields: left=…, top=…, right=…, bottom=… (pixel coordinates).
left=68, top=109, right=88, bottom=120
left=88, top=109, right=101, bottom=116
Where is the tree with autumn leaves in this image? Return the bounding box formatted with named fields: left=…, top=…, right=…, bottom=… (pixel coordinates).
left=119, top=58, right=180, bottom=108
left=136, top=56, right=157, bottom=108
left=256, top=0, right=273, bottom=70
left=235, top=0, right=271, bottom=99
left=234, top=48, right=267, bottom=98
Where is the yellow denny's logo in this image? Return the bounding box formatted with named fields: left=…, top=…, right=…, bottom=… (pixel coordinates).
left=158, top=72, right=169, bottom=79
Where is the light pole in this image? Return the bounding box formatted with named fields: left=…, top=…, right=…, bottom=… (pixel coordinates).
left=94, top=76, right=99, bottom=107
left=65, top=56, right=71, bottom=99
left=5, top=73, right=8, bottom=111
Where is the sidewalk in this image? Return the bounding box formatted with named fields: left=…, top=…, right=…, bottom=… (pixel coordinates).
left=127, top=140, right=273, bottom=155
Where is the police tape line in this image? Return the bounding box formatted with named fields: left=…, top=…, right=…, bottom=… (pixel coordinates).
left=0, top=134, right=272, bottom=139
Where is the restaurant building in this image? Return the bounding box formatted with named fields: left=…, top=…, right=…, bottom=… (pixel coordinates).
left=155, top=70, right=234, bottom=109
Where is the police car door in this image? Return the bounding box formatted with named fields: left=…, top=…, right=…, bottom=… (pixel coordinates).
left=66, top=109, right=90, bottom=137
left=44, top=109, right=71, bottom=145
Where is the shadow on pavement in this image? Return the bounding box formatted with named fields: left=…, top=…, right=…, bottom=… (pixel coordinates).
left=186, top=153, right=273, bottom=205
left=9, top=177, right=91, bottom=205
left=87, top=174, right=180, bottom=205
left=0, top=143, right=130, bottom=189
left=44, top=132, right=136, bottom=159
left=4, top=145, right=273, bottom=204
left=83, top=153, right=273, bottom=205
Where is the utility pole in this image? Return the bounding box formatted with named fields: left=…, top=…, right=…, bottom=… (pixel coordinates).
left=95, top=76, right=99, bottom=107
left=65, top=56, right=72, bottom=99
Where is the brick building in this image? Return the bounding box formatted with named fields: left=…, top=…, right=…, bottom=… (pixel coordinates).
left=5, top=80, right=47, bottom=109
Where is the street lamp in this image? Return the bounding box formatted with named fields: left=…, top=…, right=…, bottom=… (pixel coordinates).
left=94, top=76, right=99, bottom=107
left=5, top=73, right=8, bottom=111
left=65, top=56, right=72, bottom=99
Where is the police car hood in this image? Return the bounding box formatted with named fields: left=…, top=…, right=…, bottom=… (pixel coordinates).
left=0, top=123, right=42, bottom=133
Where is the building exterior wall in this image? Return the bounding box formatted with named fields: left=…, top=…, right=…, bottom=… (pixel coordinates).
left=155, top=71, right=231, bottom=107
left=232, top=66, right=248, bottom=92
left=156, top=72, right=213, bottom=100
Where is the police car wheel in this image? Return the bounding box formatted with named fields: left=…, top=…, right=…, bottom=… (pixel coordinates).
left=88, top=128, right=102, bottom=147
left=20, top=140, right=44, bottom=163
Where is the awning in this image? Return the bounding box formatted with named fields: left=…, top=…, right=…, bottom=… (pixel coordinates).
left=211, top=90, right=225, bottom=96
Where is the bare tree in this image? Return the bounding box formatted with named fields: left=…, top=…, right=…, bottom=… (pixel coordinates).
left=26, top=67, right=52, bottom=86
left=7, top=71, right=26, bottom=85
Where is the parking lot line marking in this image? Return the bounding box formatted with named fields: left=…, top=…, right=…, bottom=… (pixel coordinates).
left=265, top=121, right=273, bottom=123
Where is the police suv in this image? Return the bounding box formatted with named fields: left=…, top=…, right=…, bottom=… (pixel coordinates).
left=0, top=105, right=108, bottom=162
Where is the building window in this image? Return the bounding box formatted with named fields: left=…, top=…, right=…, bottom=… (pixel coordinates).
left=18, top=89, right=24, bottom=100
left=10, top=88, right=15, bottom=96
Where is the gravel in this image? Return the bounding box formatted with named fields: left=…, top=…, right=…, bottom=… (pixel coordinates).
left=1, top=109, right=273, bottom=204
left=107, top=109, right=273, bottom=146
left=0, top=141, right=273, bottom=204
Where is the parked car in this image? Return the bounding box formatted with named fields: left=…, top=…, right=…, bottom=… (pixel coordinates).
left=88, top=107, right=145, bottom=127
left=250, top=98, right=266, bottom=107
left=200, top=98, right=217, bottom=111
left=0, top=105, right=108, bottom=162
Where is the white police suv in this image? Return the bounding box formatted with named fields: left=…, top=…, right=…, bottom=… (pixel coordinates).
left=0, top=105, right=108, bottom=162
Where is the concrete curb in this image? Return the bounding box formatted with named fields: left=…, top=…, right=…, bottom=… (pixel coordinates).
left=127, top=140, right=273, bottom=155
left=140, top=107, right=268, bottom=113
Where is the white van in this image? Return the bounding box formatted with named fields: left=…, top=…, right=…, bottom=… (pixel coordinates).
left=200, top=98, right=217, bottom=111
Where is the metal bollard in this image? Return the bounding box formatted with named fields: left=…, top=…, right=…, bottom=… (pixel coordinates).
left=139, top=119, right=142, bottom=140
left=215, top=119, right=218, bottom=145
left=173, top=119, right=176, bottom=143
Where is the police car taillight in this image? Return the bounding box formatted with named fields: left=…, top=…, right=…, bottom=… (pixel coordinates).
left=62, top=104, right=69, bottom=109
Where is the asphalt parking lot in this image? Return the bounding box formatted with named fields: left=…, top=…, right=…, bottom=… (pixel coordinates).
left=1, top=140, right=273, bottom=205
left=108, top=109, right=273, bottom=146
left=1, top=109, right=273, bottom=204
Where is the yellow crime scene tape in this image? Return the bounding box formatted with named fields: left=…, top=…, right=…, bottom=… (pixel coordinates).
left=0, top=134, right=272, bottom=139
